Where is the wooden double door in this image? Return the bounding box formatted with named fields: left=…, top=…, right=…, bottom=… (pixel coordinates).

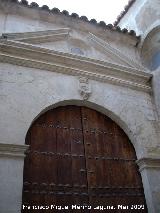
left=22, top=106, right=147, bottom=212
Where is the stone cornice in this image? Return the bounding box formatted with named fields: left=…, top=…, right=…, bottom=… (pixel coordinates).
left=2, top=28, right=70, bottom=44
left=136, top=158, right=160, bottom=172
left=0, top=143, right=29, bottom=158
left=89, top=33, right=144, bottom=69
left=0, top=39, right=152, bottom=93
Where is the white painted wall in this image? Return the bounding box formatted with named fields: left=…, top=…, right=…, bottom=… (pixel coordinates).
left=118, top=0, right=160, bottom=36
left=0, top=156, right=24, bottom=213
left=119, top=0, right=160, bottom=122
left=0, top=62, right=158, bottom=156
left=0, top=1, right=160, bottom=212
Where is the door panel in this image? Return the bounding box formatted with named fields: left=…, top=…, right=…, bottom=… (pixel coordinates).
left=22, top=106, right=89, bottom=212
left=81, top=107, right=147, bottom=212
left=22, top=106, right=147, bottom=212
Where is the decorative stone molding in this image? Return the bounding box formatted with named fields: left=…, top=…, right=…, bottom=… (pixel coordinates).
left=78, top=76, right=91, bottom=100
left=0, top=143, right=29, bottom=158
left=136, top=158, right=160, bottom=172
left=0, top=40, right=152, bottom=93
left=1, top=28, right=70, bottom=44
left=89, top=32, right=144, bottom=69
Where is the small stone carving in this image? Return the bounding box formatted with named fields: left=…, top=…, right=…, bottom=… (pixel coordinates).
left=78, top=76, right=91, bottom=100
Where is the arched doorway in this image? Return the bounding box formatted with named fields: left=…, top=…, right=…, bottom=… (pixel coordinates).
left=22, top=106, right=147, bottom=212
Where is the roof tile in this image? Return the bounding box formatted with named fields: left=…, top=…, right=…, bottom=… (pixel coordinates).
left=5, top=0, right=140, bottom=40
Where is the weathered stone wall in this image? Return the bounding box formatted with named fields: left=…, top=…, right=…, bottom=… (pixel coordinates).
left=152, top=68, right=160, bottom=117
left=0, top=1, right=160, bottom=212
left=118, top=0, right=160, bottom=71
left=0, top=62, right=159, bottom=212
left=0, top=62, right=158, bottom=156
left=118, top=0, right=160, bottom=119
left=118, top=0, right=160, bottom=36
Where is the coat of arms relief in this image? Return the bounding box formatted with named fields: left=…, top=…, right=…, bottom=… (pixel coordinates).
left=78, top=76, right=91, bottom=100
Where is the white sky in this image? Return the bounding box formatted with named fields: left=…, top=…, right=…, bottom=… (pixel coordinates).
left=26, top=0, right=129, bottom=24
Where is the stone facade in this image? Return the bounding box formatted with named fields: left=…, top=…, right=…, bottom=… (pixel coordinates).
left=118, top=0, right=160, bottom=120
left=0, top=0, right=160, bottom=212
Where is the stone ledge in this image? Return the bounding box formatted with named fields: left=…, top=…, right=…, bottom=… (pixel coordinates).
left=0, top=40, right=152, bottom=93
left=136, top=158, right=160, bottom=172
left=0, top=53, right=152, bottom=93
left=0, top=143, right=29, bottom=158
left=1, top=39, right=150, bottom=78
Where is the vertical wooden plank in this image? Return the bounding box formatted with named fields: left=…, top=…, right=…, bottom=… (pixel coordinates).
left=55, top=106, right=89, bottom=211
left=22, top=109, right=58, bottom=210
left=22, top=106, right=90, bottom=212
left=81, top=106, right=147, bottom=212
left=81, top=107, right=104, bottom=209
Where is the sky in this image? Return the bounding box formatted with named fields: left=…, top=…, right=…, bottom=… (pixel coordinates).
left=26, top=0, right=129, bottom=24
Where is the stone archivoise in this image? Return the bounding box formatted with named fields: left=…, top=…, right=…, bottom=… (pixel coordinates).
left=0, top=0, right=160, bottom=212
